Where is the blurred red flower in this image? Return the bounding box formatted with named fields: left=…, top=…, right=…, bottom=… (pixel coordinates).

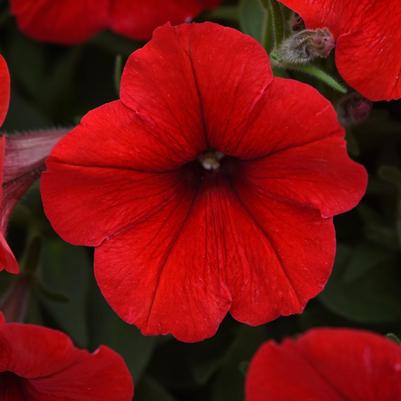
left=246, top=328, right=401, bottom=401
left=278, top=0, right=401, bottom=101
left=0, top=55, right=67, bottom=274
left=10, top=0, right=220, bottom=44
left=0, top=312, right=134, bottom=400
left=41, top=23, right=367, bottom=342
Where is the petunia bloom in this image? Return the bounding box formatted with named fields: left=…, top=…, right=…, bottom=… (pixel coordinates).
left=10, top=0, right=220, bottom=44
left=0, top=312, right=134, bottom=400
left=41, top=22, right=367, bottom=342
left=246, top=328, right=401, bottom=401
left=277, top=0, right=401, bottom=101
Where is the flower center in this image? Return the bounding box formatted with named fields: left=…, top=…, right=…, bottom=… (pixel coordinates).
left=0, top=372, right=23, bottom=395
left=198, top=150, right=224, bottom=171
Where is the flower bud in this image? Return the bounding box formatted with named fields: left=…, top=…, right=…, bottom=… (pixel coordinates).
left=1, top=129, right=68, bottom=232
left=336, top=93, right=372, bottom=126
left=278, top=28, right=335, bottom=64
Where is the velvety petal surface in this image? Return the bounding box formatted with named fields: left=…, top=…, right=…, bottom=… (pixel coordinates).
left=94, top=175, right=232, bottom=343
left=110, top=0, right=220, bottom=41
left=241, top=135, right=367, bottom=218
left=0, top=323, right=80, bottom=377
left=0, top=234, right=19, bottom=274
left=95, top=173, right=335, bottom=341
left=10, top=0, right=108, bottom=44
left=41, top=101, right=198, bottom=247
left=227, top=175, right=335, bottom=324
left=0, top=322, right=133, bottom=401
left=246, top=328, right=401, bottom=401
left=26, top=346, right=133, bottom=401
left=213, top=77, right=342, bottom=159
left=0, top=56, right=10, bottom=127
left=121, top=23, right=273, bottom=156
left=278, top=0, right=401, bottom=100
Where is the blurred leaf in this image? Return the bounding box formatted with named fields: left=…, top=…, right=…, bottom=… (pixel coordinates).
left=135, top=376, right=177, bottom=401
left=149, top=319, right=237, bottom=389
left=207, top=5, right=239, bottom=21
left=342, top=242, right=392, bottom=283
left=88, top=282, right=157, bottom=380
left=320, top=244, right=401, bottom=323
left=8, top=33, right=46, bottom=98
left=213, top=326, right=267, bottom=401
left=239, top=0, right=269, bottom=47
left=285, top=64, right=347, bottom=93
left=39, top=238, right=91, bottom=346
left=259, top=0, right=286, bottom=49
left=379, top=165, right=401, bottom=189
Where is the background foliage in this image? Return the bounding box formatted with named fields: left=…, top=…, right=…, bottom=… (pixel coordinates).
left=1, top=1, right=400, bottom=400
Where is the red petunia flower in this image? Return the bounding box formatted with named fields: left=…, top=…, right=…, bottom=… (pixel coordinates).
left=246, top=328, right=401, bottom=401
left=41, top=23, right=367, bottom=342
left=0, top=312, right=134, bottom=400
left=0, top=55, right=67, bottom=274
left=277, top=0, right=401, bottom=101
left=10, top=0, right=220, bottom=44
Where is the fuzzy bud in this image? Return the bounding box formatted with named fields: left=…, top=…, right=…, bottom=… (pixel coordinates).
left=337, top=93, right=372, bottom=126
left=278, top=28, right=335, bottom=64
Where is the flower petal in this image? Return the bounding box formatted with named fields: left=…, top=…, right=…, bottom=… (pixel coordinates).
left=218, top=78, right=343, bottom=159
left=278, top=0, right=401, bottom=100
left=241, top=135, right=367, bottom=218
left=0, top=323, right=78, bottom=377
left=94, top=176, right=232, bottom=342
left=226, top=179, right=335, bottom=325
left=26, top=346, right=133, bottom=401
left=10, top=0, right=108, bottom=44
left=0, top=234, right=19, bottom=274
left=120, top=23, right=273, bottom=156
left=246, top=329, right=401, bottom=401
left=95, top=172, right=334, bottom=341
left=0, top=323, right=133, bottom=401
left=0, top=55, right=10, bottom=127
left=41, top=100, right=202, bottom=247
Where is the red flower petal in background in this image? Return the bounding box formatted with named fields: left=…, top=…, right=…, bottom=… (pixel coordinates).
left=277, top=0, right=401, bottom=101
left=0, top=56, right=10, bottom=127
left=0, top=51, right=67, bottom=274
left=246, top=328, right=401, bottom=401
left=10, top=0, right=109, bottom=45
left=0, top=312, right=134, bottom=401
left=41, top=23, right=367, bottom=342
left=10, top=0, right=221, bottom=44
left=110, top=0, right=220, bottom=41
left=0, top=129, right=68, bottom=274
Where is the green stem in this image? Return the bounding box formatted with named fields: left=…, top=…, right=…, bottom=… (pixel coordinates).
left=260, top=0, right=286, bottom=50
left=286, top=64, right=348, bottom=94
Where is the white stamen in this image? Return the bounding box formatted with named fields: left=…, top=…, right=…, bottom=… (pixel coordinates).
left=199, top=151, right=224, bottom=171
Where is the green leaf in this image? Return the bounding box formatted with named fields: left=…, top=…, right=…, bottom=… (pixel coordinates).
left=379, top=165, right=401, bottom=189
left=213, top=326, right=267, bottom=401
left=38, top=238, right=91, bottom=346
left=88, top=282, right=157, bottom=380
left=239, top=0, right=268, bottom=46
left=319, top=244, right=401, bottom=323
left=135, top=377, right=177, bottom=401
left=285, top=64, right=347, bottom=93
